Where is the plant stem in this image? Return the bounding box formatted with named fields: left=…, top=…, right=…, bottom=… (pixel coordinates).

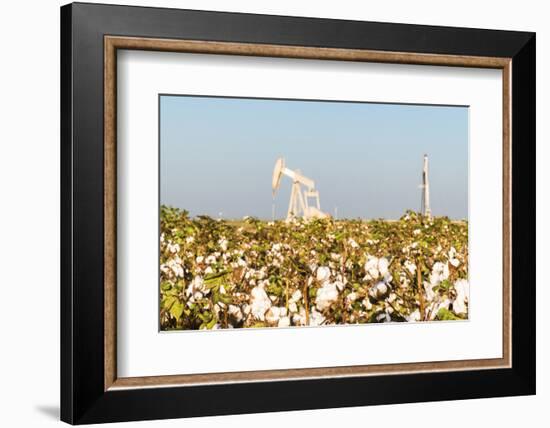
left=303, top=282, right=310, bottom=325
left=417, top=259, right=426, bottom=320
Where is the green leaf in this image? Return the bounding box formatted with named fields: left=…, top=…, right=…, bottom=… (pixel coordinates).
left=219, top=294, right=233, bottom=304
left=162, top=295, right=177, bottom=310
left=437, top=307, right=461, bottom=320
left=169, top=300, right=184, bottom=320
left=439, top=279, right=452, bottom=290
left=205, top=316, right=217, bottom=329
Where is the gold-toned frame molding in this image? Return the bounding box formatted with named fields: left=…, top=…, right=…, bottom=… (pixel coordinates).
left=104, top=36, right=512, bottom=391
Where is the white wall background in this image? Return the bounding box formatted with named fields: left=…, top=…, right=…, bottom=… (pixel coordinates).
left=0, top=1, right=545, bottom=426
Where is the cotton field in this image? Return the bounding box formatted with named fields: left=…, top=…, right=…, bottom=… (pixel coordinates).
left=160, top=206, right=469, bottom=330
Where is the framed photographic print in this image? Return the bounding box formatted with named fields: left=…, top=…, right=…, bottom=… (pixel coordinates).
left=60, top=2, right=536, bottom=424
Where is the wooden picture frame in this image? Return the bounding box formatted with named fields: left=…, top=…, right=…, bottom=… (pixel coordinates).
left=61, top=2, right=535, bottom=424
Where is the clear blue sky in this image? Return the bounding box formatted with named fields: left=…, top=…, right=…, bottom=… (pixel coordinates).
left=160, top=95, right=468, bottom=220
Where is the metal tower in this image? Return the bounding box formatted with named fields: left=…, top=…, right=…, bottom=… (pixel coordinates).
left=421, top=154, right=432, bottom=219
left=272, top=157, right=328, bottom=221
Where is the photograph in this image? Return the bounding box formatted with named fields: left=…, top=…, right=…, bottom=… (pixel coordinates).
left=56, top=3, right=536, bottom=424
left=159, top=95, right=469, bottom=330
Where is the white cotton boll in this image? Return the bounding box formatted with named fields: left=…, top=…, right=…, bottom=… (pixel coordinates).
left=404, top=260, right=416, bottom=275
left=362, top=298, right=372, bottom=310
left=250, top=286, right=272, bottom=321
left=423, top=281, right=436, bottom=302
left=453, top=299, right=467, bottom=315
left=265, top=307, right=281, bottom=324
left=406, top=309, right=421, bottom=322
left=218, top=238, right=228, bottom=252
left=195, top=256, right=204, bottom=264
left=369, top=281, right=389, bottom=300
left=199, top=280, right=209, bottom=295
left=448, top=247, right=460, bottom=267
left=430, top=262, right=450, bottom=286
left=167, top=242, right=180, bottom=254
left=172, top=263, right=184, bottom=278
left=288, top=302, right=298, bottom=313
left=336, top=274, right=347, bottom=285
left=316, top=266, right=331, bottom=282
left=195, top=276, right=205, bottom=291
left=290, top=289, right=302, bottom=303
left=454, top=279, right=469, bottom=298
left=292, top=307, right=307, bottom=326
left=185, top=236, right=194, bottom=244
left=435, top=298, right=451, bottom=314
left=348, top=238, right=359, bottom=249
left=309, top=309, right=326, bottom=326
left=204, top=266, right=213, bottom=275
left=228, top=305, right=243, bottom=322
left=257, top=269, right=267, bottom=280
left=364, top=256, right=379, bottom=280
left=259, top=279, right=270, bottom=288
left=376, top=312, right=391, bottom=322
left=315, top=282, right=339, bottom=311
left=278, top=316, right=291, bottom=327
left=185, top=282, right=193, bottom=298
left=453, top=279, right=469, bottom=315
left=448, top=246, right=457, bottom=258
left=377, top=281, right=388, bottom=295
left=378, top=258, right=389, bottom=277
left=186, top=275, right=207, bottom=298
left=346, top=292, right=358, bottom=304
left=334, top=280, right=345, bottom=292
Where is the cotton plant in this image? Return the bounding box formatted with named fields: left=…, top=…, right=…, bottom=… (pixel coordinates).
left=159, top=206, right=469, bottom=330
